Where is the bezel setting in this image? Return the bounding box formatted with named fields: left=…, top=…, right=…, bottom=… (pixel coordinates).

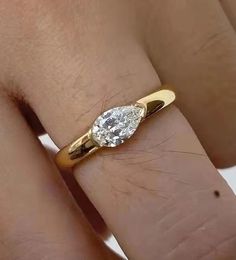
left=91, top=105, right=146, bottom=147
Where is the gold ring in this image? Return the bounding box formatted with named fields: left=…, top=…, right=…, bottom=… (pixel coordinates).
left=55, top=86, right=176, bottom=169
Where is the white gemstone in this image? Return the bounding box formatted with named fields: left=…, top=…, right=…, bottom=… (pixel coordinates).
left=91, top=105, right=145, bottom=147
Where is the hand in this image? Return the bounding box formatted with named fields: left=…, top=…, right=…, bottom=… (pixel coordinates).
left=0, top=1, right=235, bottom=259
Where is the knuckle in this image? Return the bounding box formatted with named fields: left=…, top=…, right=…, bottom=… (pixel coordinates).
left=193, top=27, right=234, bottom=57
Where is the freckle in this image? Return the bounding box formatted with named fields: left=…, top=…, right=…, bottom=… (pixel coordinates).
left=214, top=190, right=220, bottom=198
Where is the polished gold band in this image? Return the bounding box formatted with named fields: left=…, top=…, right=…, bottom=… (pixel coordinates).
left=55, top=87, right=176, bottom=169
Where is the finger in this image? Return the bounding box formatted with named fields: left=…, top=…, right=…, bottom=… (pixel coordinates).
left=61, top=167, right=110, bottom=239
left=145, top=0, right=236, bottom=167
left=220, top=0, right=236, bottom=29
left=75, top=106, right=236, bottom=260
left=0, top=94, right=119, bottom=260
left=34, top=91, right=236, bottom=259
left=44, top=143, right=109, bottom=238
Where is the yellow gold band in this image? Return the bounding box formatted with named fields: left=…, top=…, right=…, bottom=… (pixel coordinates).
left=55, top=87, right=176, bottom=169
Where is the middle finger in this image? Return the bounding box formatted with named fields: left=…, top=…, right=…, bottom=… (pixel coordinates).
left=146, top=0, right=236, bottom=167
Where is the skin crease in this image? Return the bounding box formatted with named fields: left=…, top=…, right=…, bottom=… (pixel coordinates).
left=0, top=0, right=235, bottom=259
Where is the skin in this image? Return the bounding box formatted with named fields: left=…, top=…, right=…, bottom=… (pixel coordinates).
left=0, top=0, right=236, bottom=259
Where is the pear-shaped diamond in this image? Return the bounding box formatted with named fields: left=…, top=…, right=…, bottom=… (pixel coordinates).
left=91, top=105, right=145, bottom=147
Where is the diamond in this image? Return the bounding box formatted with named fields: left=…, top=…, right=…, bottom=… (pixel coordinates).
left=91, top=105, right=145, bottom=147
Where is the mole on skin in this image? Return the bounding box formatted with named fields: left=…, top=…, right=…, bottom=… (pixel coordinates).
left=214, top=190, right=220, bottom=198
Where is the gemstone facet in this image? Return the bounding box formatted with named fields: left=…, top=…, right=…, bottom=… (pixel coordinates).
left=91, top=105, right=145, bottom=147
